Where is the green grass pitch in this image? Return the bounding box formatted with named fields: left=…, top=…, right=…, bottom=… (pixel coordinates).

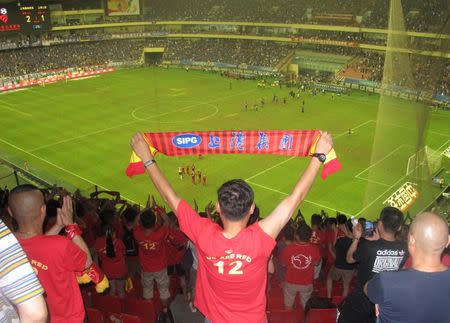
left=0, top=67, right=449, bottom=220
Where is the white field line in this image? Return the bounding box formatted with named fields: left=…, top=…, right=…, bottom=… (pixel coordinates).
left=245, top=119, right=375, bottom=182
left=355, top=145, right=408, bottom=178
left=0, top=88, right=31, bottom=95
left=357, top=138, right=450, bottom=215
left=377, top=120, right=450, bottom=137
left=354, top=176, right=391, bottom=187
left=29, top=88, right=257, bottom=152
left=0, top=137, right=141, bottom=205
left=247, top=180, right=354, bottom=215
left=0, top=99, right=32, bottom=117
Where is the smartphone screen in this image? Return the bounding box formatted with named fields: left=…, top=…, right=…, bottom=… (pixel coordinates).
left=364, top=221, right=375, bottom=237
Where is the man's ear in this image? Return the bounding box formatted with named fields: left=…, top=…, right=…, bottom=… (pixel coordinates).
left=216, top=202, right=221, bottom=214
left=249, top=203, right=255, bottom=216
left=447, top=234, right=450, bottom=248
left=40, top=205, right=46, bottom=220
left=408, top=234, right=416, bottom=253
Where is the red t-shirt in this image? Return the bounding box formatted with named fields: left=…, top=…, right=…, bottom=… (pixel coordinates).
left=134, top=225, right=169, bottom=272
left=166, top=228, right=188, bottom=266
left=311, top=229, right=327, bottom=257
left=281, top=242, right=321, bottom=285
left=95, top=237, right=127, bottom=279
left=18, top=235, right=87, bottom=323
left=177, top=200, right=276, bottom=323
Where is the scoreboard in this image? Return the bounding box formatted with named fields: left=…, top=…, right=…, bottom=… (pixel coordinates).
left=0, top=4, right=51, bottom=33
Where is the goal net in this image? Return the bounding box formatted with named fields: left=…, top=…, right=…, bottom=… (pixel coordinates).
left=406, top=145, right=442, bottom=177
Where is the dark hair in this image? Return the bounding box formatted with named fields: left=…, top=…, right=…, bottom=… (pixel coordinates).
left=10, top=184, right=39, bottom=195
left=99, top=208, right=115, bottom=226
left=102, top=224, right=116, bottom=258
left=167, top=211, right=178, bottom=226
left=122, top=207, right=139, bottom=224
left=75, top=201, right=86, bottom=218
left=327, top=217, right=337, bottom=226
left=311, top=214, right=322, bottom=227
left=46, top=199, right=60, bottom=218
left=198, top=212, right=209, bottom=218
left=140, top=209, right=156, bottom=229
left=345, top=219, right=354, bottom=233
left=282, top=222, right=295, bottom=241
left=297, top=221, right=312, bottom=242
left=336, top=213, right=347, bottom=225
left=217, top=179, right=254, bottom=222
left=379, top=206, right=403, bottom=233
left=247, top=206, right=260, bottom=226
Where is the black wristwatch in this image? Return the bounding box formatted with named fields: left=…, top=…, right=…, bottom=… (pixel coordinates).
left=312, top=153, right=326, bottom=163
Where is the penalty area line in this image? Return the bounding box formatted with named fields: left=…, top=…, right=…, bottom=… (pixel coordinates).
left=0, top=99, right=32, bottom=117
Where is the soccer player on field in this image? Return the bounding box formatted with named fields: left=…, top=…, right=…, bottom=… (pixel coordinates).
left=202, top=175, right=207, bottom=186
left=197, top=170, right=202, bottom=184
left=130, top=132, right=333, bottom=323
left=178, top=167, right=183, bottom=180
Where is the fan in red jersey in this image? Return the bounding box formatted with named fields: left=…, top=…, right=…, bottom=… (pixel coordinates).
left=130, top=131, right=334, bottom=323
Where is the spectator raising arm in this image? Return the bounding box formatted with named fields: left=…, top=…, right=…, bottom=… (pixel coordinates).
left=131, top=133, right=181, bottom=212
left=45, top=196, right=92, bottom=269
left=258, top=132, right=333, bottom=239
left=346, top=223, right=362, bottom=264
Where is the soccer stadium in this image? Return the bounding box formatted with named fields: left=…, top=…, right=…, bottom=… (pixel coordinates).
left=0, top=0, right=449, bottom=322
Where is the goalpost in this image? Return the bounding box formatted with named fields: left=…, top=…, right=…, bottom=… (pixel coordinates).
left=406, top=145, right=443, bottom=177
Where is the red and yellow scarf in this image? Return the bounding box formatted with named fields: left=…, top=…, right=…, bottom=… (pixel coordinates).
left=126, top=130, right=341, bottom=180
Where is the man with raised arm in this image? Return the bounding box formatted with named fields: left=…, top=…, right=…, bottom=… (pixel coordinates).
left=130, top=131, right=333, bottom=323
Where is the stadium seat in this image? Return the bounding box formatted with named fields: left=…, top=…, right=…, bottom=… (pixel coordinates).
left=123, top=298, right=157, bottom=323
left=105, top=312, right=142, bottom=323
left=305, top=308, right=337, bottom=323
left=267, top=308, right=304, bottom=323
left=92, top=294, right=123, bottom=313
left=86, top=308, right=104, bottom=323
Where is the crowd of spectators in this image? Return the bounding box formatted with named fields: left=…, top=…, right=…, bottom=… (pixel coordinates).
left=52, top=0, right=447, bottom=32
left=347, top=51, right=450, bottom=97
left=0, top=38, right=293, bottom=80
left=1, top=34, right=448, bottom=98
left=0, top=135, right=448, bottom=322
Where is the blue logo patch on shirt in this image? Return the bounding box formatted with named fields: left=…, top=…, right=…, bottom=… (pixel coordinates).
left=172, top=134, right=202, bottom=149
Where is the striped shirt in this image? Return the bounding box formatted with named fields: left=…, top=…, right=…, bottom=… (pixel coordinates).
left=0, top=220, right=44, bottom=323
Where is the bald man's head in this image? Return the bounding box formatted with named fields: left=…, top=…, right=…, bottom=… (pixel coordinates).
left=410, top=212, right=449, bottom=255
left=8, top=184, right=45, bottom=225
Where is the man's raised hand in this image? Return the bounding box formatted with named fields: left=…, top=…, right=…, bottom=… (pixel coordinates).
left=131, top=133, right=153, bottom=161
left=57, top=195, right=74, bottom=226
left=315, top=131, right=333, bottom=155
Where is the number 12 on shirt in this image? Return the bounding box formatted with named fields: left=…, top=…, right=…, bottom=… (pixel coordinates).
left=213, top=260, right=243, bottom=275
